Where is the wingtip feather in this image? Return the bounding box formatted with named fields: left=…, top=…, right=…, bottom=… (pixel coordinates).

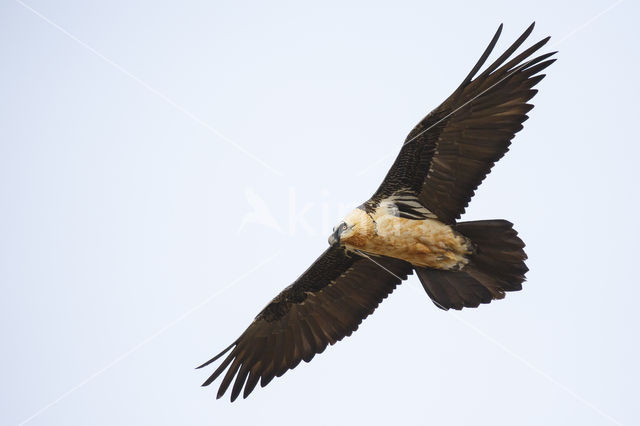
left=196, top=340, right=237, bottom=369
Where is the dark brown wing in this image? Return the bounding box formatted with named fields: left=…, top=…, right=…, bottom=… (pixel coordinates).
left=367, top=23, right=556, bottom=223
left=197, top=247, right=412, bottom=401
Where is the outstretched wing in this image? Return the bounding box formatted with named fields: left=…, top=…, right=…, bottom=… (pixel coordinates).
left=198, top=247, right=412, bottom=401
left=367, top=23, right=556, bottom=223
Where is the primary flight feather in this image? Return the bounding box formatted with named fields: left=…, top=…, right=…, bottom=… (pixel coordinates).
left=198, top=23, right=556, bottom=401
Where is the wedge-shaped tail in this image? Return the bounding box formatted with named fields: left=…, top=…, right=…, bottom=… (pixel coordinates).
left=416, top=220, right=528, bottom=310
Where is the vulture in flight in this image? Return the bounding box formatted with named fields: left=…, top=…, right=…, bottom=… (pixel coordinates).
left=198, top=23, right=555, bottom=401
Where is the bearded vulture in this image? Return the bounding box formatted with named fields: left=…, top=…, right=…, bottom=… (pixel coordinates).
left=198, top=22, right=555, bottom=401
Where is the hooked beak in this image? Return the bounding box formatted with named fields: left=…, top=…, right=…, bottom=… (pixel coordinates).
left=328, top=228, right=341, bottom=248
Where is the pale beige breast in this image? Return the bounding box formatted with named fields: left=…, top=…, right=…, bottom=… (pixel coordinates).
left=342, top=211, right=472, bottom=270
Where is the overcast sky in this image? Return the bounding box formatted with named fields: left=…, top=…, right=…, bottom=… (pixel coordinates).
left=1, top=1, right=639, bottom=425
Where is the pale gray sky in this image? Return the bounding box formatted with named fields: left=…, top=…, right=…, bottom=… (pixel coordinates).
left=1, top=1, right=638, bottom=425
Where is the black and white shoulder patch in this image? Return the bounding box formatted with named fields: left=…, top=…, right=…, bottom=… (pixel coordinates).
left=378, top=191, right=436, bottom=220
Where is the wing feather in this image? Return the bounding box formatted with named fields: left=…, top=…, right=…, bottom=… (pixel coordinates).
left=368, top=23, right=556, bottom=223
left=198, top=247, right=412, bottom=400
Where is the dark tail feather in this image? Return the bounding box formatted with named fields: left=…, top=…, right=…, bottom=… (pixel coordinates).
left=416, top=220, right=528, bottom=310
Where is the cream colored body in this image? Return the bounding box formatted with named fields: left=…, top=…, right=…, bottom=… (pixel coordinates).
left=340, top=208, right=473, bottom=270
